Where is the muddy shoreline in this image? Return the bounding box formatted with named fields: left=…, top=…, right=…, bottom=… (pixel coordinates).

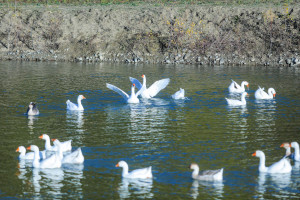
left=0, top=3, right=299, bottom=67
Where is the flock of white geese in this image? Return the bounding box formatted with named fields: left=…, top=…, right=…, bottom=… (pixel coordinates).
left=20, top=75, right=298, bottom=181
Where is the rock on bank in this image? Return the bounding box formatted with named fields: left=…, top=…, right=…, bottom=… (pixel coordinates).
left=0, top=3, right=299, bottom=66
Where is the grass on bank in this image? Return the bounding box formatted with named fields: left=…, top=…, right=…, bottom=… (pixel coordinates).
left=0, top=0, right=299, bottom=7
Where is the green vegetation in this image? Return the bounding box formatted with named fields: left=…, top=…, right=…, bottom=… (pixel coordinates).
left=1, top=0, right=298, bottom=6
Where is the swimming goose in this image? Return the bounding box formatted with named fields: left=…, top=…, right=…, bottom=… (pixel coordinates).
left=280, top=143, right=292, bottom=158
left=52, top=139, right=84, bottom=164
left=228, top=80, right=249, bottom=93
left=106, top=83, right=142, bottom=104
left=26, top=102, right=39, bottom=115
left=189, top=163, right=223, bottom=181
left=130, top=74, right=170, bottom=98
left=27, top=145, right=61, bottom=168
left=171, top=88, right=185, bottom=100
left=225, top=92, right=248, bottom=106
left=39, top=134, right=72, bottom=152
left=66, top=95, right=86, bottom=111
left=252, top=150, right=292, bottom=173
left=16, top=146, right=46, bottom=160
left=116, top=161, right=152, bottom=179
left=255, top=86, right=276, bottom=99
left=290, top=142, right=300, bottom=161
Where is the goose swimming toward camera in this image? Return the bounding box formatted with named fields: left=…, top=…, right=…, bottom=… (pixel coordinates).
left=130, top=74, right=170, bottom=98
left=52, top=139, right=84, bottom=164
left=116, top=161, right=152, bottom=179
left=255, top=86, right=276, bottom=99
left=66, top=95, right=86, bottom=111
left=171, top=88, right=185, bottom=100
left=27, top=145, right=61, bottom=168
left=26, top=102, right=39, bottom=115
left=16, top=146, right=46, bottom=160
left=106, top=83, right=142, bottom=104
left=252, top=150, right=292, bottom=173
left=189, top=163, right=223, bottom=181
left=225, top=92, right=248, bottom=106
left=228, top=80, right=249, bottom=93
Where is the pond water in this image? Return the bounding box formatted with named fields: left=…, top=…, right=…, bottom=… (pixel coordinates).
left=0, top=61, right=299, bottom=199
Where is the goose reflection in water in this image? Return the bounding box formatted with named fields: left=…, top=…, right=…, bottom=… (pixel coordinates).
left=190, top=180, right=224, bottom=199
left=66, top=110, right=84, bottom=130
left=32, top=168, right=64, bottom=195
left=226, top=106, right=249, bottom=135
left=27, top=115, right=38, bottom=134
left=256, top=172, right=291, bottom=199
left=254, top=100, right=277, bottom=135
left=105, top=99, right=169, bottom=142
left=118, top=178, right=153, bottom=199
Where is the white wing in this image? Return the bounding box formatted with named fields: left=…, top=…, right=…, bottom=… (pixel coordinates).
left=147, top=78, right=170, bottom=97
left=129, top=77, right=143, bottom=90
left=106, top=83, right=129, bottom=100
left=66, top=100, right=78, bottom=110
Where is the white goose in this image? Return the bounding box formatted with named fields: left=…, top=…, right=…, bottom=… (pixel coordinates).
left=171, top=88, right=185, bottom=100
left=189, top=163, right=223, bottom=181
left=39, top=134, right=72, bottom=152
left=106, top=83, right=142, bottom=104
left=252, top=150, right=292, bottom=173
left=255, top=86, right=276, bottom=99
left=27, top=145, right=61, bottom=168
left=228, top=80, right=249, bottom=93
left=280, top=143, right=292, bottom=158
left=26, top=102, right=39, bottom=116
left=290, top=142, right=300, bottom=161
left=116, top=161, right=152, bottom=179
left=225, top=92, right=248, bottom=106
left=66, top=95, right=86, bottom=111
left=130, top=74, right=170, bottom=98
left=16, top=146, right=46, bottom=160
left=52, top=139, right=84, bottom=164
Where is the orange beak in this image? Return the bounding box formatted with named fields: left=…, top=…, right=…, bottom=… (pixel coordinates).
left=247, top=84, right=249, bottom=88
left=133, top=83, right=135, bottom=87
left=16, top=147, right=20, bottom=152
left=115, top=163, right=119, bottom=167
left=280, top=143, right=284, bottom=147
left=252, top=152, right=256, bottom=156
left=51, top=139, right=56, bottom=142
left=27, top=146, right=31, bottom=150
left=82, top=96, right=86, bottom=99
left=142, top=74, right=145, bottom=78
left=39, top=135, right=43, bottom=139
left=273, top=93, right=276, bottom=98
left=246, top=93, right=249, bottom=96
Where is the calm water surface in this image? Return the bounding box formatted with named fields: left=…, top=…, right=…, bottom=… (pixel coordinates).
left=0, top=61, right=299, bottom=199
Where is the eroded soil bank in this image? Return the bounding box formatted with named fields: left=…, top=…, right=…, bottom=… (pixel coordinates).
left=0, top=3, right=299, bottom=66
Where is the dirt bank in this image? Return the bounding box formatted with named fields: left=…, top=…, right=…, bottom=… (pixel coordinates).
left=0, top=3, right=299, bottom=66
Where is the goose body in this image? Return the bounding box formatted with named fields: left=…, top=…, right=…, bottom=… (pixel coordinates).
left=66, top=95, right=86, bottom=111
left=255, top=87, right=276, bottom=99
left=291, top=142, right=300, bottom=161
left=27, top=145, right=61, bottom=168
left=16, top=146, right=46, bottom=160
left=39, top=134, right=72, bottom=152
left=171, top=88, right=185, bottom=100
left=106, top=83, right=141, bottom=104
left=53, top=139, right=84, bottom=164
left=116, top=161, right=152, bottom=179
left=225, top=92, right=248, bottom=106
left=26, top=102, right=39, bottom=116
left=228, top=80, right=249, bottom=93
left=189, top=163, right=223, bottom=181
left=252, top=150, right=292, bottom=173
left=130, top=75, right=170, bottom=98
